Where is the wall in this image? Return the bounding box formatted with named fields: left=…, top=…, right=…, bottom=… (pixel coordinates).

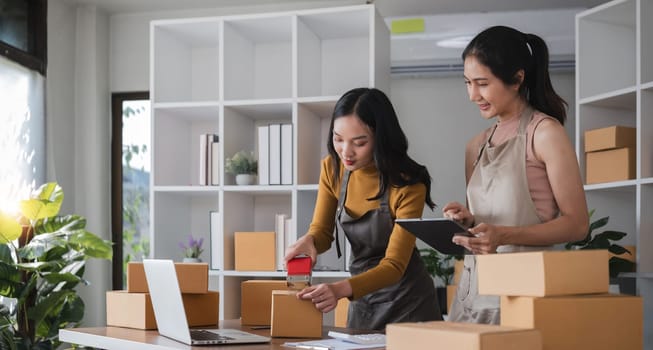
left=49, top=1, right=576, bottom=326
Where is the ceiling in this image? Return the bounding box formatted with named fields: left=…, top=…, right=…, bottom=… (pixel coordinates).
left=66, top=0, right=609, bottom=72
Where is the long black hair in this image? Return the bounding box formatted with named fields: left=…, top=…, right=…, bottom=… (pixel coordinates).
left=326, top=87, right=435, bottom=210
left=462, top=25, right=567, bottom=124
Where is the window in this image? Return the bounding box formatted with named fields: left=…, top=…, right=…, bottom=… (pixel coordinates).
left=0, top=0, right=47, bottom=75
left=111, top=92, right=150, bottom=289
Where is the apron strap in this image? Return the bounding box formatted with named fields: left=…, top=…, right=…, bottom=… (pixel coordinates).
left=334, top=170, right=351, bottom=258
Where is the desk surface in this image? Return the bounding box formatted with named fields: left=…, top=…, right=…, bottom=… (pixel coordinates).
left=59, top=320, right=373, bottom=350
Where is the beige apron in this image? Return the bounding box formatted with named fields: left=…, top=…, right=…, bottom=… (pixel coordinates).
left=448, top=106, right=552, bottom=324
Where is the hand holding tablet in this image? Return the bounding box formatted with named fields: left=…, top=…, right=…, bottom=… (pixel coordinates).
left=395, top=218, right=473, bottom=255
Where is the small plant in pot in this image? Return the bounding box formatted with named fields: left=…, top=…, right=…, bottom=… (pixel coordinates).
left=565, top=209, right=636, bottom=293
left=419, top=248, right=462, bottom=314
left=225, top=150, right=258, bottom=185
left=179, top=234, right=204, bottom=263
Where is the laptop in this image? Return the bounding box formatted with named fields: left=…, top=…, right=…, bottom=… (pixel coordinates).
left=143, top=259, right=271, bottom=345
left=395, top=218, right=473, bottom=255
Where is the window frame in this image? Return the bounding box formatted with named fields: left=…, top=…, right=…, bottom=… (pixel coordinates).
left=0, top=0, right=47, bottom=75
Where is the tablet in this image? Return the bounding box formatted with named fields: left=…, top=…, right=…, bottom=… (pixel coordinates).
left=395, top=218, right=472, bottom=255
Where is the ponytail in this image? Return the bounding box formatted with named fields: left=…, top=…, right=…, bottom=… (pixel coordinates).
left=463, top=26, right=568, bottom=125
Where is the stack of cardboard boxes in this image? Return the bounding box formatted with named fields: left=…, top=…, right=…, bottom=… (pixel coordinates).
left=106, top=262, right=219, bottom=329
left=477, top=250, right=643, bottom=350
left=584, top=125, right=636, bottom=184
left=240, top=280, right=323, bottom=338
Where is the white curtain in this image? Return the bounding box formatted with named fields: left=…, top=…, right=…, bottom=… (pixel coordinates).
left=0, top=55, right=45, bottom=213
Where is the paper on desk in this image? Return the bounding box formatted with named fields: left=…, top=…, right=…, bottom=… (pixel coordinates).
left=284, top=338, right=384, bottom=350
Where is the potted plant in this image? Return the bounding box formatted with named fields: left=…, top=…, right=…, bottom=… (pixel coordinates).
left=419, top=248, right=462, bottom=314
left=179, top=234, right=204, bottom=263
left=0, top=182, right=113, bottom=349
left=565, top=209, right=636, bottom=293
left=225, top=150, right=258, bottom=185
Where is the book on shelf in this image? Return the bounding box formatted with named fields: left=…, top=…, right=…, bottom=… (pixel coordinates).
left=257, top=125, right=269, bottom=185
left=269, top=124, right=282, bottom=185
left=281, top=123, right=293, bottom=185
left=275, top=213, right=288, bottom=271
left=209, top=211, right=221, bottom=270
left=199, top=134, right=207, bottom=185
left=210, top=135, right=219, bottom=185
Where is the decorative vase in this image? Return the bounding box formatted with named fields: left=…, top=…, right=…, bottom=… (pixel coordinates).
left=235, top=174, right=257, bottom=185
left=183, top=257, right=202, bottom=263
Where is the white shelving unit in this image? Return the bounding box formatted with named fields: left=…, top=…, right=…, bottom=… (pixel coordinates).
left=149, top=4, right=389, bottom=321
left=576, top=0, right=652, bottom=346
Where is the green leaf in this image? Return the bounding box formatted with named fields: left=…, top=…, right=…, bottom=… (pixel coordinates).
left=69, top=231, right=113, bottom=260
left=608, top=257, right=635, bottom=278
left=588, top=216, right=609, bottom=233
left=0, top=261, right=21, bottom=297
left=19, top=183, right=63, bottom=221
left=28, top=290, right=75, bottom=328
left=0, top=213, right=22, bottom=244
left=595, top=230, right=627, bottom=241
left=608, top=244, right=630, bottom=255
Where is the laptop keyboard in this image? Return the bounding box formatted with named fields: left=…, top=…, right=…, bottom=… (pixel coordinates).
left=190, top=330, right=234, bottom=341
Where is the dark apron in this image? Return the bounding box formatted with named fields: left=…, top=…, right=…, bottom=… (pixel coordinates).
left=335, top=170, right=441, bottom=330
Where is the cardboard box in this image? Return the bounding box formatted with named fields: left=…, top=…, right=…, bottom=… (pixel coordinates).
left=586, top=147, right=635, bottom=184
left=241, top=280, right=288, bottom=325
left=106, top=291, right=157, bottom=330
left=234, top=231, right=276, bottom=271
left=584, top=125, right=636, bottom=153
left=334, top=297, right=350, bottom=327
left=611, top=245, right=636, bottom=263
left=386, top=321, right=541, bottom=350
left=106, top=290, right=219, bottom=329
left=127, top=262, right=208, bottom=294
left=501, top=294, right=642, bottom=350
left=477, top=250, right=608, bottom=297
left=270, top=290, right=322, bottom=338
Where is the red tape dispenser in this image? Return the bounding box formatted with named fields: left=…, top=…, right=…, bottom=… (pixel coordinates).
left=286, top=256, right=312, bottom=290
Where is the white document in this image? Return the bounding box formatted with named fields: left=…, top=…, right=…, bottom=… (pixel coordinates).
left=199, top=134, right=208, bottom=185
left=281, top=123, right=293, bottom=185
left=269, top=123, right=281, bottom=185
left=284, top=339, right=384, bottom=349
left=209, top=211, right=221, bottom=270
left=275, top=213, right=288, bottom=271
left=257, top=125, right=269, bottom=185
left=210, top=135, right=219, bottom=185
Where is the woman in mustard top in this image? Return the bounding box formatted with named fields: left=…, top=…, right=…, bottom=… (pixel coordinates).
left=284, top=87, right=442, bottom=330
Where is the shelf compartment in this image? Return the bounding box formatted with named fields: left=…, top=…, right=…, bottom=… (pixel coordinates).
left=641, top=88, right=653, bottom=178
left=584, top=188, right=637, bottom=247
left=151, top=191, right=219, bottom=260
left=221, top=192, right=291, bottom=271
left=152, top=105, right=219, bottom=187
left=577, top=0, right=636, bottom=99
left=223, top=102, right=293, bottom=186
left=152, top=19, right=220, bottom=103
left=640, top=184, right=653, bottom=273
left=223, top=15, right=292, bottom=101
left=577, top=90, right=636, bottom=184
left=296, top=99, right=336, bottom=185
left=297, top=7, right=373, bottom=98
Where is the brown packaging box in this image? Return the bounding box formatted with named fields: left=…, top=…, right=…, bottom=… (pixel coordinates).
left=386, top=321, right=541, bottom=350
left=127, top=262, right=208, bottom=294
left=501, top=294, right=642, bottom=350
left=106, top=290, right=219, bottom=329
left=584, top=125, right=636, bottom=153
left=270, top=290, right=322, bottom=338
left=446, top=284, right=457, bottom=312
left=241, top=280, right=288, bottom=325
left=586, top=147, right=635, bottom=184
left=334, top=297, right=350, bottom=327
left=234, top=231, right=276, bottom=271
left=476, top=250, right=608, bottom=297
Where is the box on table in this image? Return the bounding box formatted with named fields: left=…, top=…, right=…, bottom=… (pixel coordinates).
left=584, top=125, right=636, bottom=153
left=586, top=147, right=635, bottom=184
left=270, top=290, right=322, bottom=338
left=241, top=280, right=288, bottom=325
left=334, top=297, right=350, bottom=327
left=386, top=321, right=541, bottom=350
left=127, top=261, right=208, bottom=294
left=234, top=231, right=276, bottom=271
left=477, top=250, right=608, bottom=297
left=106, top=290, right=219, bottom=329
left=501, top=294, right=642, bottom=350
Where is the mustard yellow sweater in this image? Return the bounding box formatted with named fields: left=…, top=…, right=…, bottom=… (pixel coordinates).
left=308, top=156, right=427, bottom=300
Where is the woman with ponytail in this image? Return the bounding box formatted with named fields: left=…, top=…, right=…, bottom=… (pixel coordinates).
left=442, top=26, right=589, bottom=324
left=284, top=87, right=442, bottom=330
